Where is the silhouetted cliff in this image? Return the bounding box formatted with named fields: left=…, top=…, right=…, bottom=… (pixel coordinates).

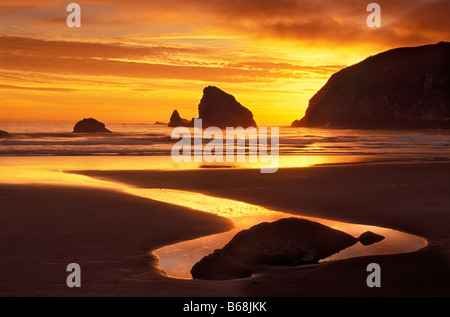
left=292, top=42, right=450, bottom=129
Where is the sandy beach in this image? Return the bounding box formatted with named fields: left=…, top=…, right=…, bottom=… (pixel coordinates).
left=1, top=162, right=449, bottom=297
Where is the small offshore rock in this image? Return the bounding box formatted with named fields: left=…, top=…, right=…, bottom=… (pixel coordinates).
left=0, top=130, right=11, bottom=138
left=73, top=118, right=112, bottom=133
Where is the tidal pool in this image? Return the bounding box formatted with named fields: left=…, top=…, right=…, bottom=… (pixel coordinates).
left=149, top=191, right=427, bottom=280
left=0, top=160, right=427, bottom=281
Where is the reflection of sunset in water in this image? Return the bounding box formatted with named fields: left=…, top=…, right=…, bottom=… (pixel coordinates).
left=154, top=211, right=427, bottom=280
left=0, top=155, right=379, bottom=179
left=0, top=157, right=427, bottom=280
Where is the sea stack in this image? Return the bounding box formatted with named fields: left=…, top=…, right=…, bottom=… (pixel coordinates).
left=0, top=130, right=10, bottom=138
left=73, top=118, right=112, bottom=133
left=168, top=110, right=192, bottom=127
left=292, top=42, right=450, bottom=129
left=198, top=86, right=257, bottom=128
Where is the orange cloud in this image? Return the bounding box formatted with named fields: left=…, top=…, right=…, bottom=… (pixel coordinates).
left=0, top=36, right=339, bottom=84
left=1, top=0, right=447, bottom=47
left=0, top=84, right=78, bottom=92
left=0, top=0, right=448, bottom=124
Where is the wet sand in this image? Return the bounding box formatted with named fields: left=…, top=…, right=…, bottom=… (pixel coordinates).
left=1, top=162, right=449, bottom=296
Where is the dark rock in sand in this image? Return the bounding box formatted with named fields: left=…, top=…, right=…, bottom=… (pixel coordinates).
left=358, top=231, right=385, bottom=246
left=198, top=86, right=257, bottom=128
left=292, top=42, right=450, bottom=129
left=0, top=130, right=10, bottom=138
left=191, top=218, right=358, bottom=280
left=168, top=110, right=192, bottom=127
left=73, top=118, right=112, bottom=133
left=190, top=251, right=253, bottom=280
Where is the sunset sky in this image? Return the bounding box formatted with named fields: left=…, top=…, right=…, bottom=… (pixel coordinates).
left=0, top=0, right=448, bottom=126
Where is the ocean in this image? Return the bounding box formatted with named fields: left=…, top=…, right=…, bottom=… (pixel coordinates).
left=1, top=120, right=450, bottom=167
left=0, top=120, right=434, bottom=282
